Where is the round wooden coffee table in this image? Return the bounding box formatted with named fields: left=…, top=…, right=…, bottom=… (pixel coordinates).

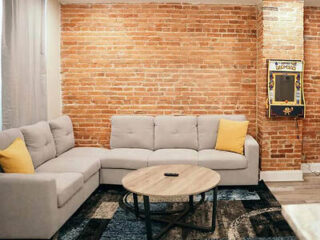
left=121, top=164, right=221, bottom=240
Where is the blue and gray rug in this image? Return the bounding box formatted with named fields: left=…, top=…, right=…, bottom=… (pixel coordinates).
left=54, top=181, right=296, bottom=240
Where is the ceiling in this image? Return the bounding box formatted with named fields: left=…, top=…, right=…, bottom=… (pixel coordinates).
left=59, top=0, right=320, bottom=6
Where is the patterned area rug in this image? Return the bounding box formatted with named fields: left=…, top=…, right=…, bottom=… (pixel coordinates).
left=54, top=181, right=296, bottom=240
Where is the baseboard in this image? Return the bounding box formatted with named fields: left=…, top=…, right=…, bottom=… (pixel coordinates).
left=301, top=163, right=320, bottom=174
left=260, top=170, right=303, bottom=182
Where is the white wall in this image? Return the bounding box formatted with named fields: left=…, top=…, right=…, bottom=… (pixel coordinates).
left=0, top=1, right=2, bottom=130
left=46, top=0, right=61, bottom=120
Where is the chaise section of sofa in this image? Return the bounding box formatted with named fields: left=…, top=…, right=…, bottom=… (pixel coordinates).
left=0, top=116, right=109, bottom=239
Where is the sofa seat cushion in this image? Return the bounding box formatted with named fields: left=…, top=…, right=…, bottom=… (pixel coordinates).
left=58, top=147, right=110, bottom=160
left=37, top=172, right=83, bottom=207
left=101, top=148, right=151, bottom=170
left=36, top=156, right=100, bottom=182
left=148, top=149, right=198, bottom=166
left=198, top=150, right=247, bottom=170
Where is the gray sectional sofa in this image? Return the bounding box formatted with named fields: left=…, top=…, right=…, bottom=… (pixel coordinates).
left=0, top=114, right=259, bottom=239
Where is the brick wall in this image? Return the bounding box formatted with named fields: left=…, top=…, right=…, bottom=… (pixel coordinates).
left=61, top=2, right=320, bottom=170
left=303, top=7, right=320, bottom=163
left=257, top=0, right=304, bottom=171
left=61, top=4, right=257, bottom=147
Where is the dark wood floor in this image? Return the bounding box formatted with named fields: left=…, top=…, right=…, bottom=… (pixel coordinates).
left=266, top=174, right=320, bottom=205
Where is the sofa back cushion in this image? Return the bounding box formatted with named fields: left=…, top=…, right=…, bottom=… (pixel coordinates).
left=110, top=115, right=154, bottom=150
left=198, top=115, right=247, bottom=150
left=20, top=121, right=56, bottom=168
left=0, top=128, right=25, bottom=150
left=154, top=116, right=198, bottom=150
left=49, top=115, right=75, bottom=156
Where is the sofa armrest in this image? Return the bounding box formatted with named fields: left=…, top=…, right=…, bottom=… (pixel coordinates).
left=244, top=135, right=259, bottom=169
left=0, top=173, right=58, bottom=238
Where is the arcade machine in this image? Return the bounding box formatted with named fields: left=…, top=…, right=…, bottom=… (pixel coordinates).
left=267, top=59, right=305, bottom=118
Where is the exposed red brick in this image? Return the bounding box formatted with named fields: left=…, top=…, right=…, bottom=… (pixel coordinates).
left=303, top=6, right=320, bottom=164
left=257, top=0, right=304, bottom=171
left=61, top=4, right=257, bottom=148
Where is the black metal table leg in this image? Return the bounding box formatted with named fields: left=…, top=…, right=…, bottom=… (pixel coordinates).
left=133, top=193, right=139, bottom=218
left=143, top=195, right=153, bottom=240
left=189, top=195, right=194, bottom=210
left=121, top=189, right=218, bottom=240
left=211, top=187, right=218, bottom=230
left=201, top=192, right=205, bottom=200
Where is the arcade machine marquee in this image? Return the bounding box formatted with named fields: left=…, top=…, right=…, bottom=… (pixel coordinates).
left=267, top=59, right=305, bottom=118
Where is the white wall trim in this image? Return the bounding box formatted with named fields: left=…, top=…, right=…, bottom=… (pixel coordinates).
left=301, top=163, right=320, bottom=174
left=260, top=170, right=303, bottom=182
left=60, top=0, right=320, bottom=6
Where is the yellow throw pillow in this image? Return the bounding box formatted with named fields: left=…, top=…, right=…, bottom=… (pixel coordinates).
left=215, top=119, right=249, bottom=155
left=0, top=138, right=35, bottom=174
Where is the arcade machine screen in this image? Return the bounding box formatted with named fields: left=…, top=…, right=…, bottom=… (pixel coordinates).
left=275, top=75, right=295, bottom=102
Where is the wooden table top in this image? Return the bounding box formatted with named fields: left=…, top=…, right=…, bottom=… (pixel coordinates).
left=122, top=164, right=220, bottom=197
